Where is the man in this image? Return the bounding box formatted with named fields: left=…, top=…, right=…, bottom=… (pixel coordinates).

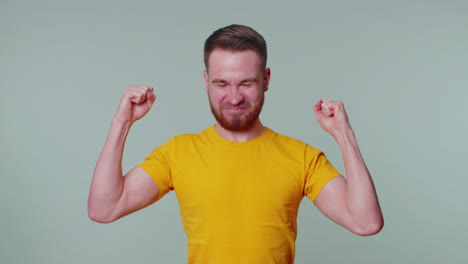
left=88, top=24, right=383, bottom=263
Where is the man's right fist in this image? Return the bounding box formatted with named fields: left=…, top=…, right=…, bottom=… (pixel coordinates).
left=114, top=85, right=157, bottom=124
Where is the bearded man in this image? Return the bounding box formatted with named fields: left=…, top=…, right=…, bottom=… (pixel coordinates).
left=88, top=24, right=383, bottom=264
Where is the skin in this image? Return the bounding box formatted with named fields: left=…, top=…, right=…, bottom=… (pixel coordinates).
left=88, top=85, right=160, bottom=223
left=313, top=100, right=383, bottom=235
left=88, top=50, right=383, bottom=236
left=204, top=49, right=270, bottom=142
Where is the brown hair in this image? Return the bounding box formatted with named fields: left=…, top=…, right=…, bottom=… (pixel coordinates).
left=204, top=24, right=267, bottom=69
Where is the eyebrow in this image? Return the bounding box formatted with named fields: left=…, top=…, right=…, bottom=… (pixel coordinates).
left=211, top=77, right=258, bottom=83
left=241, top=77, right=258, bottom=83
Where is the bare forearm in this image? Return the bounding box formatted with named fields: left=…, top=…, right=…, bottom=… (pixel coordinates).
left=88, top=118, right=132, bottom=222
left=335, top=130, right=383, bottom=234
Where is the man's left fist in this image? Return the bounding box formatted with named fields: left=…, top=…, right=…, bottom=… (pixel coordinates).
left=313, top=99, right=352, bottom=138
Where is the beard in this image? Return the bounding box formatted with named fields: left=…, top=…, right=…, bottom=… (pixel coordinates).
left=209, top=94, right=264, bottom=132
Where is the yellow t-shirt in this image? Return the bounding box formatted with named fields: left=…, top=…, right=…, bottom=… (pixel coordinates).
left=139, top=125, right=341, bottom=264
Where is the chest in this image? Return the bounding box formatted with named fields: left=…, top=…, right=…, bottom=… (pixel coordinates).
left=171, top=147, right=305, bottom=220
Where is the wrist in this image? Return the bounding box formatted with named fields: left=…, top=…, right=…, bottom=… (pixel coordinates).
left=109, top=117, right=133, bottom=141
left=333, top=128, right=357, bottom=146
left=111, top=115, right=133, bottom=129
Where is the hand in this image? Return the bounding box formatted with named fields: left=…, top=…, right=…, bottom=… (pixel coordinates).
left=313, top=99, right=352, bottom=139
left=114, top=85, right=157, bottom=124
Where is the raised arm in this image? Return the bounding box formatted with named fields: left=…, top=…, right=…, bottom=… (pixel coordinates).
left=88, top=85, right=160, bottom=223
left=312, top=99, right=383, bottom=236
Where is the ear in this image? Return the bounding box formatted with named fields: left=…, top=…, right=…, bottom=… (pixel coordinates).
left=263, top=68, right=271, bottom=92
left=203, top=70, right=209, bottom=93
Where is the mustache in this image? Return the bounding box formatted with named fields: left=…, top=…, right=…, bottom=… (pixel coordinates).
left=221, top=102, right=251, bottom=108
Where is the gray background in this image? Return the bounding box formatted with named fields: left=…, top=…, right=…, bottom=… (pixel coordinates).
left=1, top=0, right=467, bottom=263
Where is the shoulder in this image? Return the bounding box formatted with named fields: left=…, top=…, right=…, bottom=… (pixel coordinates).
left=173, top=126, right=212, bottom=142
left=266, top=128, right=324, bottom=157
left=266, top=128, right=310, bottom=149
left=172, top=133, right=199, bottom=142
left=161, top=126, right=214, bottom=150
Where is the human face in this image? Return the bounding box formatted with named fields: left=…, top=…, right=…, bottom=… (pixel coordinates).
left=204, top=50, right=270, bottom=131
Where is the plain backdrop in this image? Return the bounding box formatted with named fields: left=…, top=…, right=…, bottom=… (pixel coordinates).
left=1, top=0, right=467, bottom=263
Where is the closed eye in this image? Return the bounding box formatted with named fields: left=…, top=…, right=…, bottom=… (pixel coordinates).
left=241, top=81, right=256, bottom=87
left=212, top=79, right=227, bottom=88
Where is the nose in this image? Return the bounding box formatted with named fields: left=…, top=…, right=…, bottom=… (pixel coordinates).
left=229, top=86, right=244, bottom=105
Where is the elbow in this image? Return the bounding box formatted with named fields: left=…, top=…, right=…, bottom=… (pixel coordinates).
left=87, top=204, right=117, bottom=224
left=88, top=211, right=113, bottom=224
left=353, top=219, right=384, bottom=236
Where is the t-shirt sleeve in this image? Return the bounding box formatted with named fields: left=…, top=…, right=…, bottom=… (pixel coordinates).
left=138, top=138, right=174, bottom=200
left=304, top=144, right=342, bottom=202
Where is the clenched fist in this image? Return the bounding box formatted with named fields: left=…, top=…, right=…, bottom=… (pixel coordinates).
left=313, top=99, right=352, bottom=139
left=114, top=85, right=156, bottom=124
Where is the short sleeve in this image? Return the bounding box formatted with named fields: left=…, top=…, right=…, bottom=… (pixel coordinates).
left=304, top=145, right=341, bottom=202
left=138, top=139, right=175, bottom=200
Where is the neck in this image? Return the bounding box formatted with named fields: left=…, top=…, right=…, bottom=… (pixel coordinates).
left=215, top=120, right=265, bottom=142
